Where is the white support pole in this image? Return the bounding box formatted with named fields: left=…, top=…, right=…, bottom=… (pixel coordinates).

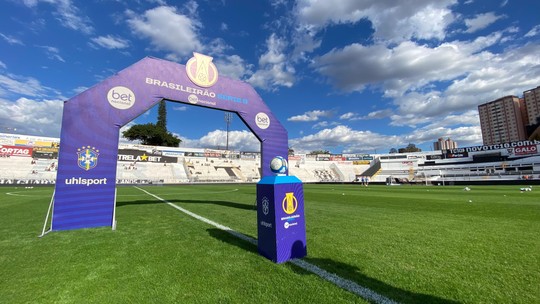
left=39, top=190, right=55, bottom=238
left=112, top=188, right=117, bottom=230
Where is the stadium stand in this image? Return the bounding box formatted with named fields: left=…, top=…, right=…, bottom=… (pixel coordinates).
left=1, top=132, right=539, bottom=185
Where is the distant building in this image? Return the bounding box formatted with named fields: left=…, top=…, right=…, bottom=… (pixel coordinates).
left=433, top=137, right=457, bottom=151
left=478, top=95, right=527, bottom=145
left=523, top=86, right=540, bottom=126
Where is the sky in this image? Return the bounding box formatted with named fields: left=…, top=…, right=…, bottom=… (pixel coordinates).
left=1, top=0, right=540, bottom=154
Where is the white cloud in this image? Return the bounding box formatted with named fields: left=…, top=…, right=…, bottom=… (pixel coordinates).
left=406, top=125, right=482, bottom=148
left=90, top=35, right=129, bottom=49
left=289, top=125, right=402, bottom=153
left=195, top=130, right=260, bottom=151
left=214, top=55, right=254, bottom=80
left=247, top=34, right=295, bottom=90
left=0, top=97, right=63, bottom=137
left=295, top=0, right=457, bottom=43
left=0, top=33, right=24, bottom=45
left=23, top=0, right=93, bottom=34
left=340, top=109, right=393, bottom=121
left=288, top=110, right=333, bottom=122
left=289, top=121, right=482, bottom=154
left=312, top=40, right=478, bottom=94
left=173, top=105, right=188, bottom=111
left=0, top=61, right=6, bottom=69
left=464, top=12, right=504, bottom=34
left=339, top=112, right=356, bottom=120
left=36, top=45, right=65, bottom=62
left=72, top=86, right=88, bottom=95
left=0, top=73, right=57, bottom=97
left=312, top=121, right=339, bottom=129
left=525, top=25, right=540, bottom=38
left=126, top=6, right=203, bottom=58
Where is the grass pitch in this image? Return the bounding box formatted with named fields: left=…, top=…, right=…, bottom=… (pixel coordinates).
left=0, top=184, right=538, bottom=303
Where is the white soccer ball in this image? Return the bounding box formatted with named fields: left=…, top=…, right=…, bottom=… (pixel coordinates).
left=270, top=156, right=288, bottom=174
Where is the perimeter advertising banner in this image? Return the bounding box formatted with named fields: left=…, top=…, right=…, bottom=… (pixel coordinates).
left=117, top=149, right=177, bottom=163
left=0, top=145, right=32, bottom=157
left=52, top=54, right=288, bottom=230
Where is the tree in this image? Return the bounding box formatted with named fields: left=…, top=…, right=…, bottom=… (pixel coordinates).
left=308, top=150, right=330, bottom=155
left=122, top=101, right=181, bottom=147
left=398, top=143, right=421, bottom=153
left=157, top=100, right=167, bottom=131
left=389, top=148, right=398, bottom=154
left=288, top=147, right=295, bottom=155
left=122, top=123, right=181, bottom=147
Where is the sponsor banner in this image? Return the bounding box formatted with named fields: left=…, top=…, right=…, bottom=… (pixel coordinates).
left=330, top=156, right=345, bottom=161
left=427, top=154, right=443, bottom=160
left=160, top=150, right=185, bottom=157
left=34, top=147, right=59, bottom=152
left=118, top=149, right=178, bottom=163
left=353, top=160, right=371, bottom=165
left=288, top=155, right=302, bottom=161
left=362, top=156, right=374, bottom=160
left=0, top=179, right=55, bottom=185
left=317, top=156, right=330, bottom=161
left=514, top=144, right=538, bottom=156
left=346, top=156, right=361, bottom=160
left=116, top=179, right=155, bottom=184
left=317, top=154, right=331, bottom=158
left=445, top=151, right=469, bottom=158
left=447, top=140, right=540, bottom=154
left=204, top=149, right=224, bottom=157
left=239, top=152, right=258, bottom=159
left=408, top=155, right=424, bottom=159
left=402, top=161, right=414, bottom=166
left=185, top=152, right=205, bottom=157
left=32, top=150, right=58, bottom=159
left=14, top=139, right=57, bottom=147
left=0, top=145, right=32, bottom=157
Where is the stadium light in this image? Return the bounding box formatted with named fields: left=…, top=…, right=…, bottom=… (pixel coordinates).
left=225, top=112, right=233, bottom=151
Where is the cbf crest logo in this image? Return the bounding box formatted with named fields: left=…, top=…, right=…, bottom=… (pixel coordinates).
left=186, top=52, right=218, bottom=87
left=77, top=146, right=99, bottom=171
left=282, top=192, right=298, bottom=215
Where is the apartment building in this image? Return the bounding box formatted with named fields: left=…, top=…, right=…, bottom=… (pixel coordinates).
left=478, top=95, right=527, bottom=145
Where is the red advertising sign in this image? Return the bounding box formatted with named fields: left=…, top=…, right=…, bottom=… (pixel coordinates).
left=0, top=145, right=32, bottom=157
left=514, top=145, right=538, bottom=156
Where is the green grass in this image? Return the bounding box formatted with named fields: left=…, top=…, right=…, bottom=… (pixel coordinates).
left=0, top=184, right=539, bottom=303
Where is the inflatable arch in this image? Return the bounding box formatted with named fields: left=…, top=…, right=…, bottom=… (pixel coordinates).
left=51, top=54, right=288, bottom=231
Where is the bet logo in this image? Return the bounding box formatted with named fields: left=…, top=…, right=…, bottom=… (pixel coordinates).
left=107, top=86, right=135, bottom=110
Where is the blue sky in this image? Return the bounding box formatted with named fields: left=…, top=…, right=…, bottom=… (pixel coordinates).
left=1, top=0, right=539, bottom=154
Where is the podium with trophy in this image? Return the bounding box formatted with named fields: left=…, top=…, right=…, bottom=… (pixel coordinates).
left=256, top=156, right=307, bottom=263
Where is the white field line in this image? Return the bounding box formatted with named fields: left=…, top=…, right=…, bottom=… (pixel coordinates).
left=134, top=186, right=398, bottom=304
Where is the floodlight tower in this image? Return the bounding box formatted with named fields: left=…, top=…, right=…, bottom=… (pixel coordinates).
left=225, top=112, right=233, bottom=150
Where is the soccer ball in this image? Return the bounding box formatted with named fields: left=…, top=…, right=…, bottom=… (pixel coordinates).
left=270, top=156, right=288, bottom=174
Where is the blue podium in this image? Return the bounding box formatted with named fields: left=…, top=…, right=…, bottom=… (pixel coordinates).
left=256, top=175, right=307, bottom=263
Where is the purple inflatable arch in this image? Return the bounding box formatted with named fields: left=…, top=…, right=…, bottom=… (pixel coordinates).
left=51, top=54, right=288, bottom=230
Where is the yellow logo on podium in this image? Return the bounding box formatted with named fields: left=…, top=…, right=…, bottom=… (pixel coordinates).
left=282, top=192, right=298, bottom=215
left=186, top=52, right=219, bottom=87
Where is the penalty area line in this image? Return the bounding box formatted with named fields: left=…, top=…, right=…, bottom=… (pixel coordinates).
left=133, top=186, right=398, bottom=304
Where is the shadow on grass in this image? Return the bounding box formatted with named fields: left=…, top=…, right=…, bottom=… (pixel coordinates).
left=206, top=228, right=458, bottom=304
left=206, top=228, right=258, bottom=255
left=116, top=199, right=165, bottom=207
left=117, top=199, right=255, bottom=210
left=299, top=257, right=460, bottom=304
